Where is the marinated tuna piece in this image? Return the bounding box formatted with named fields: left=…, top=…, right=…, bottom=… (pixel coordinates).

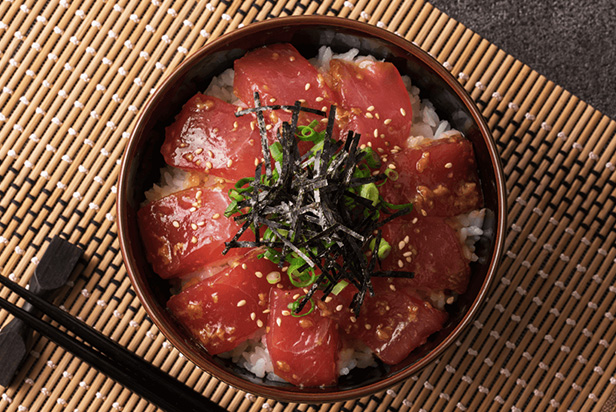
left=380, top=216, right=470, bottom=295
left=167, top=252, right=281, bottom=354
left=338, top=278, right=448, bottom=365
left=328, top=58, right=413, bottom=152
left=233, top=43, right=339, bottom=135
left=266, top=288, right=340, bottom=386
left=381, top=136, right=483, bottom=217
left=137, top=183, right=249, bottom=279
left=161, top=94, right=263, bottom=181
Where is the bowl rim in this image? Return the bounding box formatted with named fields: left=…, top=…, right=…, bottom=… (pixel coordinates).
left=117, top=15, right=507, bottom=403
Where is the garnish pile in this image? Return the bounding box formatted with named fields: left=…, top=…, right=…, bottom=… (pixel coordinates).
left=222, top=93, right=413, bottom=316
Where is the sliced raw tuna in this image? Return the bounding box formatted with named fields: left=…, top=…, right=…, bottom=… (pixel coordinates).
left=380, top=135, right=483, bottom=217
left=266, top=288, right=340, bottom=386
left=137, top=183, right=249, bottom=279
left=167, top=252, right=282, bottom=355
left=380, top=216, right=470, bottom=295
left=233, top=43, right=339, bottom=135
left=328, top=58, right=413, bottom=153
left=338, top=278, right=448, bottom=365
left=161, top=94, right=263, bottom=181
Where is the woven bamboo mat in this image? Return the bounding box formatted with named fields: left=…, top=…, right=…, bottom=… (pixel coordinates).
left=1, top=0, right=615, bottom=411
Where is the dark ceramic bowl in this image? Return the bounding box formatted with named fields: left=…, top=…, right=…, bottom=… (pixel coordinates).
left=117, top=16, right=507, bottom=403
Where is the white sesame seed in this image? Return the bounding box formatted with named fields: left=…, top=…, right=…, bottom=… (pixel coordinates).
left=237, top=300, right=247, bottom=307
left=398, top=260, right=404, bottom=268
left=250, top=312, right=256, bottom=320
left=398, top=241, right=406, bottom=250
left=212, top=213, right=220, bottom=219
left=191, top=223, right=197, bottom=230
left=282, top=310, right=291, bottom=316
left=304, top=83, right=311, bottom=91
left=365, top=324, right=372, bottom=330
left=257, top=319, right=264, bottom=327
left=444, top=162, right=453, bottom=169
left=315, top=96, right=324, bottom=102
left=172, top=221, right=180, bottom=228
left=227, top=159, right=233, bottom=167
left=205, top=161, right=213, bottom=169
left=367, top=105, right=375, bottom=111
left=384, top=118, right=392, bottom=125
left=373, top=129, right=378, bottom=138
left=269, top=98, right=276, bottom=103
left=400, top=108, right=407, bottom=116
left=365, top=112, right=374, bottom=119
left=336, top=305, right=343, bottom=311
left=255, top=271, right=263, bottom=278
left=276, top=318, right=282, bottom=327
left=191, top=236, right=197, bottom=244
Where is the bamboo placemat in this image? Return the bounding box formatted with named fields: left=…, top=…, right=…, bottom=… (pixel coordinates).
left=1, top=0, right=615, bottom=411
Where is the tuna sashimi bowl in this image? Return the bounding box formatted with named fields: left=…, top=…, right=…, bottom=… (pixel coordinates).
left=118, top=17, right=506, bottom=402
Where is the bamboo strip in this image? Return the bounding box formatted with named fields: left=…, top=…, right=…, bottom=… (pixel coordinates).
left=2, top=0, right=616, bottom=411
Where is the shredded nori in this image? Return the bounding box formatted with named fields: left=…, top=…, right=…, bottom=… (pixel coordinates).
left=223, top=92, right=413, bottom=316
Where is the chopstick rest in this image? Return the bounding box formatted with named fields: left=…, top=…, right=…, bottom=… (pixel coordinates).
left=0, top=236, right=83, bottom=387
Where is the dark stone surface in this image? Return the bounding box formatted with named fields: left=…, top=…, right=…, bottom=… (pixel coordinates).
left=428, top=0, right=616, bottom=119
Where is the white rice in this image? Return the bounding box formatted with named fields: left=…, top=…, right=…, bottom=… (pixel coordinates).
left=218, top=333, right=377, bottom=383
left=149, top=47, right=486, bottom=382
left=457, top=208, right=486, bottom=262
left=144, top=167, right=191, bottom=203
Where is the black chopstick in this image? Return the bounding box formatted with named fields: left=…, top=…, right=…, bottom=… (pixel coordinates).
left=0, top=276, right=227, bottom=412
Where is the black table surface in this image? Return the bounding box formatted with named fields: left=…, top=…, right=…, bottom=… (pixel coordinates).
left=429, top=0, right=616, bottom=120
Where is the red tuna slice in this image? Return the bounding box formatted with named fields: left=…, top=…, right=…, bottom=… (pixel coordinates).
left=380, top=135, right=483, bottom=218
left=328, top=58, right=413, bottom=153
left=380, top=216, right=470, bottom=295
left=137, top=183, right=250, bottom=279
left=266, top=288, right=340, bottom=386
left=161, top=94, right=264, bottom=182
left=338, top=278, right=448, bottom=365
left=233, top=43, right=339, bottom=138
left=167, top=252, right=282, bottom=355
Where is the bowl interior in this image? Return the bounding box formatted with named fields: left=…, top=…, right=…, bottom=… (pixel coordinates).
left=118, top=16, right=505, bottom=402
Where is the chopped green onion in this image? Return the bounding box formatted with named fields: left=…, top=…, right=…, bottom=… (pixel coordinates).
left=266, top=271, right=281, bottom=284
left=331, top=280, right=349, bottom=296
left=235, top=177, right=255, bottom=188
left=369, top=237, right=392, bottom=259
left=359, top=183, right=379, bottom=206
left=270, top=141, right=283, bottom=163
left=223, top=200, right=238, bottom=218
left=288, top=295, right=315, bottom=317
left=384, top=168, right=399, bottom=181
left=361, top=148, right=381, bottom=169
left=288, top=268, right=316, bottom=287
left=381, top=199, right=413, bottom=212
